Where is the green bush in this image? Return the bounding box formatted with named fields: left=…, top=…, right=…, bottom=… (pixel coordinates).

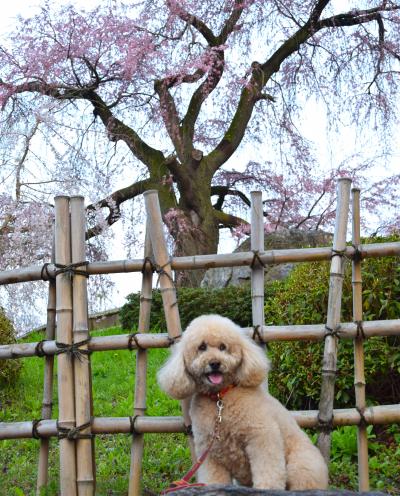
left=120, top=285, right=255, bottom=331
left=0, top=308, right=21, bottom=385
left=266, top=234, right=400, bottom=409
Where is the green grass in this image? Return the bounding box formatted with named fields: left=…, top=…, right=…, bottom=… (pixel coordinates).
left=1, top=327, right=399, bottom=494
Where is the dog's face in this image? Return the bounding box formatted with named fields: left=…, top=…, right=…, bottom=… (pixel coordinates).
left=158, top=315, right=270, bottom=399
left=182, top=324, right=243, bottom=394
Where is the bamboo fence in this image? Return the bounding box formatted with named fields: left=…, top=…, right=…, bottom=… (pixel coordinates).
left=0, top=180, right=400, bottom=495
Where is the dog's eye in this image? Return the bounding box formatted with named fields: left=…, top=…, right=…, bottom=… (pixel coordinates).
left=219, top=343, right=226, bottom=351
left=198, top=342, right=207, bottom=351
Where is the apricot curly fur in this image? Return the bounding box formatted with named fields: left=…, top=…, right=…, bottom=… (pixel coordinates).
left=158, top=314, right=328, bottom=490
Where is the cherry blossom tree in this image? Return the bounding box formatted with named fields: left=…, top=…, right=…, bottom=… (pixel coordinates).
left=0, top=0, right=399, bottom=287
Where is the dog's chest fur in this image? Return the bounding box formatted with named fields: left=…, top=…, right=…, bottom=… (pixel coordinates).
left=190, top=391, right=256, bottom=485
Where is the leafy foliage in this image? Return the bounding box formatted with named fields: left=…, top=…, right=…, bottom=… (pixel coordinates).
left=0, top=308, right=20, bottom=385
left=120, top=285, right=254, bottom=331
left=266, top=235, right=400, bottom=409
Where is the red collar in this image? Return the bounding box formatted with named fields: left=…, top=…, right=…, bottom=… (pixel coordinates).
left=204, top=384, right=235, bottom=401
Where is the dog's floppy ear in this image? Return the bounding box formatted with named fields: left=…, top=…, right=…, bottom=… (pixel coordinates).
left=157, top=340, right=196, bottom=399
left=236, top=333, right=270, bottom=387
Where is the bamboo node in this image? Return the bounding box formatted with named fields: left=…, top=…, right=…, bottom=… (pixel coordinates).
left=55, top=339, right=92, bottom=361
left=250, top=250, right=266, bottom=269
left=252, top=325, right=263, bottom=343
left=54, top=261, right=89, bottom=278
left=32, top=419, right=43, bottom=439
left=57, top=421, right=94, bottom=440
left=35, top=340, right=49, bottom=357
left=321, top=368, right=338, bottom=376
left=40, top=263, right=56, bottom=281
left=324, top=325, right=341, bottom=339
left=330, top=271, right=344, bottom=279
left=355, top=320, right=366, bottom=340
left=140, top=296, right=153, bottom=303
left=356, top=406, right=368, bottom=427
left=128, top=333, right=144, bottom=351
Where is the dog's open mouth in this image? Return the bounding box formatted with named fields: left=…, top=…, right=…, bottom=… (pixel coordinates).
left=206, top=372, right=224, bottom=385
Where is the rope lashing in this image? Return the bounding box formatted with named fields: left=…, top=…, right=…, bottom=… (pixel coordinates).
left=352, top=244, right=364, bottom=263
left=330, top=248, right=346, bottom=260
left=54, top=261, right=89, bottom=278
left=355, top=320, right=366, bottom=340
left=35, top=339, right=48, bottom=357
left=55, top=339, right=92, bottom=362
left=129, top=415, right=140, bottom=435
left=324, top=325, right=341, bottom=339
left=32, top=419, right=43, bottom=439
left=252, top=325, right=263, bottom=343
left=250, top=250, right=266, bottom=269
left=40, top=262, right=56, bottom=281
left=167, top=336, right=181, bottom=347
left=317, top=413, right=334, bottom=433
left=127, top=333, right=144, bottom=351
left=141, top=256, right=156, bottom=274
left=356, top=406, right=368, bottom=427
left=57, top=421, right=94, bottom=440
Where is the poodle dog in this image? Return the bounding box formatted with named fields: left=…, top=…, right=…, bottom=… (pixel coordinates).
left=158, top=314, right=328, bottom=490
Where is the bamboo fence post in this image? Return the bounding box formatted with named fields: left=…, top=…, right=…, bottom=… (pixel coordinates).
left=128, top=224, right=153, bottom=496
left=70, top=196, right=95, bottom=496
left=55, top=196, right=77, bottom=496
left=352, top=188, right=369, bottom=490
left=143, top=190, right=196, bottom=462
left=36, top=244, right=56, bottom=495
left=250, top=191, right=265, bottom=330
left=317, top=178, right=352, bottom=462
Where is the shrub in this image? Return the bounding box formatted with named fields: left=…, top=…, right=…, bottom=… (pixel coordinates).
left=266, top=234, right=400, bottom=409
left=120, top=285, right=254, bottom=331
left=0, top=308, right=21, bottom=385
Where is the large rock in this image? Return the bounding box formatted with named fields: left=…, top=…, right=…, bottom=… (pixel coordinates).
left=201, top=229, right=333, bottom=289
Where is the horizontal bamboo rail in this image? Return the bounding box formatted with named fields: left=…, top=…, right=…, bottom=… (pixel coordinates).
left=1, top=403, right=399, bottom=440
left=3, top=319, right=400, bottom=360
left=0, top=242, right=399, bottom=285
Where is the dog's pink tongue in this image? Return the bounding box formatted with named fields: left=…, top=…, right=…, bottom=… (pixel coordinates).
left=209, top=373, right=223, bottom=385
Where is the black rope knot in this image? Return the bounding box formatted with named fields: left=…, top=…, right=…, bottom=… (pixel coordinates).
left=317, top=414, right=334, bottom=433
left=355, top=320, right=366, bottom=340
left=32, top=419, right=42, bottom=439
left=185, top=424, right=193, bottom=436
left=129, top=415, right=140, bottom=435
left=324, top=325, right=341, bottom=339
left=141, top=256, right=156, bottom=274
left=330, top=248, right=346, bottom=260
left=41, top=263, right=55, bottom=281
left=250, top=250, right=266, bottom=269
left=352, top=244, right=363, bottom=262
left=128, top=333, right=143, bottom=351
left=252, top=325, right=263, bottom=343
left=356, top=406, right=368, bottom=427
left=35, top=340, right=48, bottom=357
left=55, top=339, right=91, bottom=362
left=167, top=336, right=181, bottom=347
left=54, top=261, right=89, bottom=278
left=57, top=421, right=93, bottom=440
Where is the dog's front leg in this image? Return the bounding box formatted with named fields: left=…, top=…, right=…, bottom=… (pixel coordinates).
left=245, top=434, right=286, bottom=489
left=198, top=457, right=232, bottom=485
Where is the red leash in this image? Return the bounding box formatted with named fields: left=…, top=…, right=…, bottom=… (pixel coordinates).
left=160, top=387, right=234, bottom=494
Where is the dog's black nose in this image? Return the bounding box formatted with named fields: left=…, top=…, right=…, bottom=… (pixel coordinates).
left=209, top=361, right=221, bottom=371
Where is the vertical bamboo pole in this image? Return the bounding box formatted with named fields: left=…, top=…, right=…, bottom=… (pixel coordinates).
left=70, top=196, right=95, bottom=496
left=317, top=178, right=352, bottom=462
left=37, top=244, right=56, bottom=495
left=250, top=191, right=265, bottom=329
left=128, top=224, right=153, bottom=496
left=55, top=196, right=77, bottom=496
left=143, top=190, right=196, bottom=461
left=352, top=188, right=369, bottom=490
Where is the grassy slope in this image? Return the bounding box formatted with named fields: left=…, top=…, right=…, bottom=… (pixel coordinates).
left=0, top=327, right=399, bottom=495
